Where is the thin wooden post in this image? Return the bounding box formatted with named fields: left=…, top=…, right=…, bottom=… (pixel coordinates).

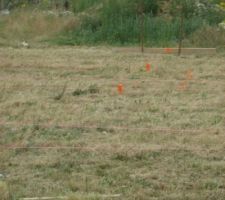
left=139, top=1, right=144, bottom=53
left=85, top=176, right=88, bottom=193
left=178, top=7, right=184, bottom=56
left=140, top=12, right=144, bottom=53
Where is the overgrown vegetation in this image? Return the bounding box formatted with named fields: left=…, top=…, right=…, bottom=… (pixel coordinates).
left=52, top=0, right=225, bottom=47
left=72, top=0, right=102, bottom=13
left=190, top=25, right=225, bottom=48
left=0, top=9, right=76, bottom=46
left=1, top=0, right=224, bottom=47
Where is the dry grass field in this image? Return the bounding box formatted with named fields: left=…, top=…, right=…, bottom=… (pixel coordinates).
left=0, top=47, right=225, bottom=200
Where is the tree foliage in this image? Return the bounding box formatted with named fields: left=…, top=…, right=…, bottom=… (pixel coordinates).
left=169, top=0, right=225, bottom=24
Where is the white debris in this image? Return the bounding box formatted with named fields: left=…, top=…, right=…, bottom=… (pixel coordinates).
left=59, top=11, right=74, bottom=17
left=43, top=10, right=58, bottom=17
left=0, top=9, right=10, bottom=15
left=21, top=41, right=29, bottom=48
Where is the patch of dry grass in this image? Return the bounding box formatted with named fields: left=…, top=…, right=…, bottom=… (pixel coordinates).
left=0, top=181, right=10, bottom=200
left=0, top=10, right=77, bottom=47
left=0, top=47, right=225, bottom=199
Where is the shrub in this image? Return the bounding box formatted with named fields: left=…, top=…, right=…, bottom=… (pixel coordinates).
left=189, top=25, right=225, bottom=47
left=52, top=0, right=223, bottom=47
left=71, top=0, right=102, bottom=13
left=170, top=0, right=197, bottom=18
left=198, top=0, right=225, bottom=25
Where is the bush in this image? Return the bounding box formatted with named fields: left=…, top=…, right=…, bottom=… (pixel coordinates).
left=170, top=0, right=197, bottom=18
left=52, top=0, right=223, bottom=47
left=189, top=25, right=225, bottom=47
left=56, top=14, right=203, bottom=46
left=198, top=0, right=225, bottom=25
left=72, top=0, right=102, bottom=13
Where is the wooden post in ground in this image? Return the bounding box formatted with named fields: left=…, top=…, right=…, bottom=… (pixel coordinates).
left=178, top=6, right=184, bottom=56
left=139, top=1, right=145, bottom=53
left=85, top=176, right=88, bottom=193
left=140, top=13, right=145, bottom=53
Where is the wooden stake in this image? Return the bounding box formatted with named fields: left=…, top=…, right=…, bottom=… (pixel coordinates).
left=139, top=1, right=144, bottom=53
left=85, top=176, right=88, bottom=193
left=140, top=12, right=144, bottom=53
left=178, top=7, right=184, bottom=56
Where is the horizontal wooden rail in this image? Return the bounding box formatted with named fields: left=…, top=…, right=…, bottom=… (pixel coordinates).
left=114, top=47, right=217, bottom=55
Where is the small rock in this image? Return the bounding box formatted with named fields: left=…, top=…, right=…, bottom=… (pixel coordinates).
left=0, top=174, right=4, bottom=178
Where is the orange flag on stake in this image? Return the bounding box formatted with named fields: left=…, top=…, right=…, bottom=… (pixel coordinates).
left=146, top=63, right=151, bottom=72
left=186, top=69, right=193, bottom=80
left=164, top=48, right=173, bottom=54
left=117, top=83, right=124, bottom=94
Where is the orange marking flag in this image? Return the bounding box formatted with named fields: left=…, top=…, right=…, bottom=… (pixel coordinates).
left=117, top=83, right=124, bottom=94
left=164, top=48, right=173, bottom=54
left=146, top=63, right=151, bottom=72
left=186, top=69, right=193, bottom=80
